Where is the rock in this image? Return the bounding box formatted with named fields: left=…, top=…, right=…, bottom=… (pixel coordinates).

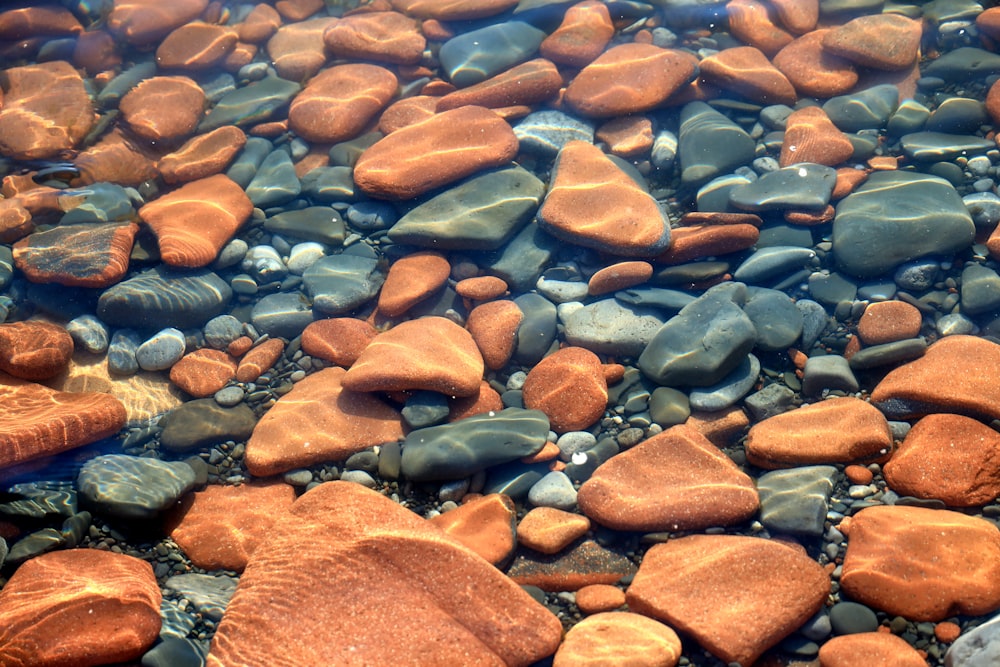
left=377, top=251, right=450, bottom=317
left=322, top=10, right=425, bottom=65
left=801, top=354, right=858, bottom=396
left=427, top=493, right=516, bottom=566
left=946, top=611, right=1000, bottom=667
left=523, top=347, right=608, bottom=433
left=199, top=75, right=301, bottom=132
left=244, top=149, right=300, bottom=208
left=820, top=632, right=927, bottom=667
left=97, top=266, right=232, bottom=330
left=265, top=207, right=346, bottom=246
left=169, top=348, right=237, bottom=398
left=507, top=539, right=636, bottom=591
left=774, top=30, right=858, bottom=99
left=0, top=550, right=161, bottom=666
left=389, top=0, right=518, bottom=21
left=439, top=21, right=546, bottom=87
left=699, top=45, right=796, bottom=105
left=517, top=506, right=590, bottom=555
left=456, top=276, right=508, bottom=301
left=0, top=6, right=81, bottom=39
left=158, top=126, right=247, bottom=185
left=857, top=300, right=922, bottom=345
left=554, top=612, right=682, bottom=667
left=300, top=318, right=377, bottom=367
left=727, top=0, right=794, bottom=55
left=158, top=399, right=257, bottom=452
left=742, top=288, right=802, bottom=351
left=288, top=64, right=397, bottom=144
left=436, top=59, right=563, bottom=113
left=164, top=573, right=235, bottom=623
left=588, top=261, right=653, bottom=296
left=135, top=327, right=186, bottom=372
left=466, top=299, right=522, bottom=370
left=841, top=505, right=1000, bottom=621
left=822, top=14, right=922, bottom=70
left=729, top=162, right=837, bottom=212
left=0, top=321, right=73, bottom=380
left=514, top=109, right=596, bottom=159
left=678, top=101, right=756, bottom=186
left=687, top=353, right=760, bottom=412
left=155, top=21, right=237, bottom=69
left=13, top=221, right=138, bottom=288
left=266, top=16, right=337, bottom=81
left=576, top=424, right=759, bottom=531
left=562, top=298, right=665, bottom=358
left=107, top=0, right=208, bottom=46
left=627, top=534, right=829, bottom=666
left=235, top=338, right=284, bottom=383
left=539, top=1, right=614, bottom=68
left=657, top=221, right=760, bottom=264
left=245, top=367, right=404, bottom=476
left=757, top=465, right=837, bottom=537
left=119, top=76, right=205, bottom=143
left=78, top=454, right=197, bottom=520
left=780, top=106, right=855, bottom=167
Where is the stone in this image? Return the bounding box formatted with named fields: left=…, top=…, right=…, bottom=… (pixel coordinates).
left=377, top=251, right=450, bottom=317
left=135, top=327, right=186, bottom=372
left=517, top=506, right=590, bottom=555
left=742, top=288, right=802, bottom=351
left=841, top=505, right=1000, bottom=621
left=574, top=585, right=626, bottom=614
left=71, top=128, right=159, bottom=187
left=820, top=632, right=926, bottom=667
left=0, top=6, right=82, bottom=39
left=946, top=612, right=1000, bottom=666
left=507, top=539, right=636, bottom=591
left=801, top=354, right=859, bottom=396
left=857, top=300, right=922, bottom=345
left=244, top=149, right=300, bottom=208
left=456, top=276, right=508, bottom=301
left=523, top=347, right=608, bottom=433
left=554, top=612, right=682, bottom=667
left=428, top=493, right=516, bottom=566
left=780, top=106, right=855, bottom=167
left=439, top=21, right=546, bottom=88
left=729, top=162, right=837, bottom=212
left=514, top=109, right=596, bottom=159
left=266, top=17, right=337, bottom=81
left=300, top=318, right=377, bottom=367
left=678, top=101, right=756, bottom=186
left=727, top=0, right=794, bottom=56
left=235, top=338, right=284, bottom=383
left=265, top=207, right=346, bottom=246
left=773, top=30, right=858, bottom=99
left=107, top=0, right=208, bottom=46
left=169, top=348, right=237, bottom=398
left=436, top=59, right=563, bottom=113
left=245, top=367, right=404, bottom=476
left=823, top=14, right=922, bottom=70
left=466, top=300, right=522, bottom=370
left=155, top=22, right=238, bottom=69
left=97, top=266, right=232, bottom=330
left=158, top=126, right=247, bottom=185
left=656, top=222, right=759, bottom=264
left=699, top=46, right=796, bottom=106
left=163, top=573, right=235, bottom=624
left=78, top=454, right=196, bottom=520
left=595, top=116, right=654, bottom=159
left=13, top=221, right=138, bottom=288
left=119, top=76, right=205, bottom=143
left=0, top=321, right=74, bottom=380
left=288, top=64, right=397, bottom=144
left=757, top=465, right=837, bottom=537
left=0, top=549, right=161, bottom=666
left=823, top=84, right=899, bottom=132
left=199, top=75, right=300, bottom=132
left=576, top=424, right=759, bottom=531
left=158, top=399, right=257, bottom=452
left=540, top=0, right=614, bottom=68
left=389, top=0, right=518, bottom=21
left=323, top=10, right=425, bottom=65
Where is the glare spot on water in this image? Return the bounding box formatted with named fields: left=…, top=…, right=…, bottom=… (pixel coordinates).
left=571, top=452, right=588, bottom=465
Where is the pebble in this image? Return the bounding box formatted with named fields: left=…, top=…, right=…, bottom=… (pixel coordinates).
left=135, top=327, right=187, bottom=372
left=78, top=454, right=196, bottom=520
left=757, top=465, right=837, bottom=537
left=527, top=471, right=578, bottom=511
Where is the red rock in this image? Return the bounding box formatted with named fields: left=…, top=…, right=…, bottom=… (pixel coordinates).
left=323, top=10, right=426, bottom=65
left=71, top=127, right=159, bottom=187
left=13, top=221, right=138, bottom=288
left=236, top=3, right=280, bottom=43
left=289, top=64, right=398, bottom=144
left=540, top=1, right=614, bottom=68
left=377, top=250, right=450, bottom=317
left=266, top=17, right=338, bottom=81
left=466, top=300, right=522, bottom=371
left=73, top=29, right=122, bottom=75
left=699, top=46, right=797, bottom=106
left=773, top=30, right=858, bottom=99
left=455, top=275, right=508, bottom=300
left=686, top=407, right=751, bottom=447
left=107, top=0, right=209, bottom=46
left=0, top=6, right=81, bottom=39
left=523, top=347, right=608, bottom=433
left=769, top=0, right=817, bottom=34
left=157, top=126, right=247, bottom=184
left=823, top=14, right=922, bottom=71
left=428, top=493, right=516, bottom=566
left=832, top=167, right=869, bottom=199
left=0, top=549, right=161, bottom=666
left=169, top=348, right=237, bottom=398
left=245, top=366, right=404, bottom=476
left=227, top=335, right=253, bottom=357
left=156, top=22, right=238, bottom=69
left=275, top=0, right=324, bottom=21
left=574, top=585, right=626, bottom=614
left=818, top=632, right=926, bottom=667
left=300, top=318, right=377, bottom=367
left=0, top=200, right=33, bottom=243
left=354, top=105, right=518, bottom=200
left=844, top=464, right=873, bottom=485
left=588, top=261, right=653, bottom=296
left=205, top=481, right=562, bottom=665
left=883, top=413, right=1000, bottom=507
left=389, top=0, right=519, bottom=21
left=595, top=115, right=654, bottom=159
left=780, top=106, right=854, bottom=167
left=120, top=75, right=205, bottom=143
left=521, top=439, right=560, bottom=464
left=555, top=612, right=681, bottom=667
left=448, top=380, right=504, bottom=422
left=0, top=321, right=73, bottom=380
left=747, top=396, right=893, bottom=469
left=840, top=505, right=1000, bottom=621
left=564, top=43, right=696, bottom=118
left=577, top=424, right=758, bottom=531
left=656, top=223, right=760, bottom=264
left=539, top=140, right=671, bottom=257
left=0, top=61, right=94, bottom=160
left=936, top=621, right=962, bottom=643
left=627, top=534, right=829, bottom=666
left=727, top=0, right=794, bottom=56
left=139, top=174, right=253, bottom=268
left=0, top=372, right=126, bottom=470
left=507, top=539, right=636, bottom=591
left=857, top=300, right=922, bottom=345
left=436, top=59, right=562, bottom=113
left=871, top=335, right=1000, bottom=421
left=377, top=95, right=439, bottom=133
left=235, top=338, right=284, bottom=383
left=517, top=506, right=590, bottom=555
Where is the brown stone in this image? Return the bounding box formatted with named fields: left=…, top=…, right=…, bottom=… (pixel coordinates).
left=13, top=221, right=138, bottom=288
left=120, top=75, right=205, bottom=143
left=73, top=29, right=122, bottom=75
left=0, top=321, right=73, bottom=380
left=71, top=127, right=159, bottom=187
left=266, top=17, right=338, bottom=81
left=300, top=318, right=377, bottom=367
left=227, top=336, right=253, bottom=357
left=823, top=14, right=922, bottom=71
left=323, top=11, right=426, bottom=65
left=377, top=94, right=439, bottom=133
left=437, top=59, right=562, bottom=112
left=726, top=0, right=794, bottom=56
left=574, top=585, right=626, bottom=615
left=275, top=0, right=324, bottom=21
left=289, top=64, right=398, bottom=144
left=107, top=0, right=208, bottom=46
left=204, top=481, right=562, bottom=665
left=523, top=347, right=608, bottom=433
left=517, top=506, right=590, bottom=555
left=507, top=539, right=636, bottom=592
left=773, top=30, right=858, bottom=99
left=818, top=632, right=926, bottom=667
left=656, top=223, right=759, bottom=264
left=595, top=115, right=654, bottom=159
left=455, top=275, right=508, bottom=300
left=235, top=338, right=285, bottom=383
left=857, top=300, right=922, bottom=345
left=588, top=261, right=653, bottom=296
left=840, top=505, right=1000, bottom=621
left=769, top=0, right=817, bottom=34
left=355, top=105, right=518, bottom=200
left=687, top=406, right=751, bottom=447
left=844, top=464, right=874, bottom=485
left=156, top=22, right=238, bottom=69
left=538, top=140, right=671, bottom=257
left=428, top=493, right=517, bottom=566
left=377, top=250, right=450, bottom=317
left=577, top=424, right=758, bottom=531
left=554, top=612, right=681, bottom=667
left=169, top=348, right=237, bottom=398
left=699, top=46, right=797, bottom=106
left=564, top=43, right=696, bottom=117
left=0, top=200, right=34, bottom=243
left=832, top=167, right=869, bottom=199
left=979, top=7, right=1000, bottom=42
left=539, top=1, right=614, bottom=68
left=466, top=300, right=522, bottom=371
left=0, top=6, right=82, bottom=40
left=139, top=174, right=253, bottom=268
left=0, top=550, right=161, bottom=666
left=389, top=0, right=519, bottom=21
left=780, top=106, right=854, bottom=167
left=236, top=3, right=280, bottom=43
left=627, top=534, right=829, bottom=666
left=448, top=380, right=504, bottom=422
left=158, top=126, right=247, bottom=184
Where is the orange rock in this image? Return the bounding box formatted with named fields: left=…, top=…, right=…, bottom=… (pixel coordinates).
left=818, top=632, right=927, bottom=667
left=13, top=221, right=138, bottom=288
left=245, top=366, right=404, bottom=476
left=235, top=338, right=285, bottom=383
left=769, top=0, right=817, bottom=34
left=588, top=261, right=653, bottom=296
left=119, top=75, right=205, bottom=143
left=0, top=6, right=82, bottom=40
left=448, top=380, right=504, bottom=421
left=628, top=534, right=829, bottom=666
left=823, top=14, right=922, bottom=71
left=841, top=505, right=1000, bottom=621
left=857, top=300, right=922, bottom=345
left=389, top=0, right=519, bottom=21
left=455, top=275, right=508, bottom=300
left=979, top=7, right=1000, bottom=41
left=726, top=0, right=794, bottom=56
left=518, top=506, right=590, bottom=554
left=578, top=424, right=758, bottom=531
left=844, top=464, right=873, bottom=485
left=73, top=29, right=122, bottom=75
left=156, top=22, right=238, bottom=69
left=266, top=17, right=338, bottom=81
left=540, top=0, right=614, bottom=68
left=564, top=43, right=697, bottom=117
left=746, top=396, right=894, bottom=469
left=107, top=0, right=208, bottom=46
left=227, top=335, right=253, bottom=357
left=323, top=11, right=426, bottom=65
left=656, top=223, right=759, bottom=264
left=274, top=0, right=324, bottom=21
left=0, top=204, right=36, bottom=244
left=377, top=250, right=451, bottom=317
left=780, top=106, right=854, bottom=167
left=508, top=539, right=636, bottom=591
left=832, top=167, right=869, bottom=199
left=595, top=115, right=654, bottom=159
left=0, top=321, right=73, bottom=380
left=167, top=482, right=296, bottom=571
left=169, top=348, right=238, bottom=398
left=289, top=64, right=398, bottom=144
left=773, top=30, right=858, bottom=99
left=355, top=105, right=518, bottom=200
left=699, top=46, right=797, bottom=106
left=466, top=300, right=522, bottom=371
left=523, top=346, right=608, bottom=433
left=236, top=3, right=280, bottom=43
left=935, top=621, right=961, bottom=643
left=377, top=94, right=440, bottom=133
left=300, top=318, right=377, bottom=367
left=554, top=612, right=681, bottom=667
left=158, top=126, right=247, bottom=184
left=574, top=585, right=626, bottom=614
left=428, top=493, right=516, bottom=566
left=0, top=550, right=161, bottom=666
left=71, top=127, right=159, bottom=187
left=686, top=406, right=751, bottom=447
left=437, top=59, right=562, bottom=112
left=538, top=140, right=671, bottom=257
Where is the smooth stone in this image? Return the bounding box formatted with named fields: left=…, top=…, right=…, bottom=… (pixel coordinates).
left=733, top=246, right=816, bottom=284
left=937, top=313, right=977, bottom=337
left=264, top=208, right=346, bottom=246
left=135, top=328, right=186, bottom=372
left=561, top=298, right=665, bottom=358
left=506, top=538, right=636, bottom=591
left=78, top=454, right=196, bottom=520
left=895, top=260, right=941, bottom=291
left=729, top=163, right=837, bottom=211
left=439, top=21, right=546, bottom=87
left=539, top=278, right=589, bottom=303
left=97, top=267, right=233, bottom=330
left=899, top=131, right=994, bottom=162
left=249, top=292, right=314, bottom=339
left=513, top=292, right=558, bottom=366
left=679, top=101, right=756, bottom=186
left=743, top=288, right=803, bottom=351
left=401, top=390, right=451, bottom=429
left=0, top=61, right=93, bottom=160
left=513, top=110, right=595, bottom=159
left=887, top=98, right=932, bottom=136
left=159, top=399, right=256, bottom=452
left=848, top=338, right=927, bottom=370
left=822, top=84, right=899, bottom=131
left=821, top=632, right=927, bottom=667
left=203, top=315, right=243, bottom=349
left=807, top=272, right=857, bottom=306
left=554, top=612, right=680, bottom=667
left=829, top=601, right=879, bottom=634
left=945, top=612, right=1000, bottom=666
left=688, top=354, right=760, bottom=412
left=164, top=574, right=236, bottom=623
left=522, top=346, right=607, bottom=433
left=199, top=75, right=300, bottom=132
left=245, top=150, right=300, bottom=208
left=285, top=243, right=326, bottom=275
left=923, top=46, right=1000, bottom=80
left=649, top=387, right=690, bottom=427
left=614, top=287, right=696, bottom=313
left=926, top=97, right=988, bottom=134
left=798, top=299, right=830, bottom=350
left=962, top=263, right=1000, bottom=315
left=527, top=471, right=578, bottom=511
left=225, top=136, right=272, bottom=187
left=745, top=383, right=797, bottom=421
left=802, top=354, right=858, bottom=396
left=302, top=243, right=385, bottom=316
left=757, top=465, right=837, bottom=539
left=479, top=221, right=559, bottom=292
left=14, top=221, right=138, bottom=288
left=107, top=329, right=142, bottom=375
left=965, top=192, right=1000, bottom=229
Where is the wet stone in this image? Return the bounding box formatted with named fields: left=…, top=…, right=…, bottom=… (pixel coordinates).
left=12, top=221, right=133, bottom=288
left=164, top=574, right=236, bottom=623
left=158, top=399, right=257, bottom=452
left=439, top=21, right=546, bottom=87
left=78, top=454, right=196, bottom=520
left=245, top=150, right=300, bottom=208
left=107, top=329, right=142, bottom=376
left=899, top=131, right=994, bottom=162
left=135, top=327, right=186, bottom=372
left=562, top=298, right=665, bottom=358
left=507, top=538, right=636, bottom=592
left=926, top=97, right=988, bottom=135
left=66, top=314, right=110, bottom=355
left=264, top=207, right=346, bottom=246
left=757, top=465, right=837, bottom=537
left=250, top=292, right=314, bottom=339
left=924, top=46, right=1000, bottom=81
left=302, top=244, right=385, bottom=316
left=742, top=288, right=803, bottom=351
left=688, top=353, right=760, bottom=412
left=729, top=163, right=837, bottom=212
left=528, top=471, right=577, bottom=511
left=962, top=263, right=1000, bottom=315
left=679, top=101, right=756, bottom=186
left=822, top=84, right=899, bottom=132
left=513, top=110, right=595, bottom=159
left=198, top=75, right=301, bottom=132
left=802, top=354, right=858, bottom=396
left=97, top=266, right=233, bottom=330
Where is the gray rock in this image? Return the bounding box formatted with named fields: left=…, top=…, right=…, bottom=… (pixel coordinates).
left=245, top=149, right=300, bottom=208
left=962, top=263, right=1000, bottom=315
left=285, top=243, right=324, bottom=275
left=649, top=387, right=690, bottom=427
left=729, top=163, right=837, bottom=212
left=802, top=355, right=859, bottom=396
left=539, top=278, right=589, bottom=303
left=688, top=354, right=760, bottom=412
left=199, top=75, right=300, bottom=132
left=964, top=192, right=1000, bottom=230
left=142, top=636, right=208, bottom=667
left=60, top=183, right=135, bottom=224
left=757, top=465, right=837, bottom=537
left=78, top=455, right=196, bottom=520
left=0, top=481, right=77, bottom=519
left=251, top=292, right=314, bottom=338
left=614, top=287, right=696, bottom=313
left=899, top=131, right=994, bottom=162
left=214, top=385, right=245, bottom=407
left=440, top=22, right=546, bottom=87
left=556, top=431, right=598, bottom=462
left=513, top=292, right=558, bottom=366
left=302, top=243, right=385, bottom=316
left=797, top=299, right=831, bottom=350
left=651, top=129, right=678, bottom=169
left=135, top=328, right=186, bottom=371
left=822, top=84, right=898, bottom=131
left=937, top=312, right=977, bottom=337
left=513, top=110, right=595, bottom=158
left=225, top=136, right=272, bottom=188
left=562, top=298, right=665, bottom=358
left=527, top=471, right=577, bottom=511
left=679, top=101, right=756, bottom=186
left=346, top=200, right=396, bottom=231
left=97, top=61, right=157, bottom=108
left=829, top=601, right=879, bottom=635
left=203, top=315, right=243, bottom=349
left=107, top=328, right=142, bottom=375
left=158, top=399, right=257, bottom=452
left=887, top=99, right=930, bottom=136
left=894, top=260, right=941, bottom=291
left=164, top=573, right=236, bottom=623
left=98, top=267, right=233, bottom=330
left=299, top=165, right=356, bottom=202
left=743, top=288, right=803, bottom=351
left=5, top=528, right=64, bottom=565
left=925, top=97, right=988, bottom=134
left=848, top=338, right=927, bottom=370
left=733, top=246, right=816, bottom=285
left=946, top=611, right=1000, bottom=666
left=66, top=314, right=110, bottom=354
left=744, top=383, right=797, bottom=421
left=265, top=207, right=346, bottom=246
left=402, top=390, right=451, bottom=430
left=478, top=221, right=559, bottom=292
left=340, top=470, right=377, bottom=488
left=923, top=47, right=1000, bottom=81
left=807, top=272, right=857, bottom=306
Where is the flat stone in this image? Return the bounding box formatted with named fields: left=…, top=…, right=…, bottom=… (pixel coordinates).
left=900, top=131, right=994, bottom=162
left=554, top=612, right=682, bottom=667
left=158, top=126, right=247, bottom=185
left=169, top=348, right=237, bottom=398
left=946, top=612, right=1000, bottom=667
left=730, top=162, right=836, bottom=212
left=300, top=318, right=377, bottom=366
left=0, top=321, right=74, bottom=380
left=517, top=506, right=590, bottom=555
left=773, top=30, right=858, bottom=98
left=264, top=207, right=346, bottom=246
left=389, top=0, right=518, bottom=20
left=97, top=266, right=232, bottom=330
left=820, top=632, right=927, bottom=667
left=70, top=128, right=159, bottom=187
left=437, top=59, right=563, bottom=113
left=467, top=299, right=522, bottom=370
left=288, top=64, right=397, bottom=144
left=107, top=0, right=208, bottom=46
left=199, top=75, right=301, bottom=132
left=699, top=45, right=796, bottom=105
left=679, top=101, right=756, bottom=186
left=857, top=300, right=922, bottom=344
left=235, top=338, right=284, bottom=383
left=0, top=6, right=82, bottom=40
left=78, top=454, right=196, bottom=520
left=377, top=251, right=450, bottom=317
left=155, top=22, right=238, bottom=69
left=573, top=585, right=626, bottom=615
left=250, top=293, right=313, bottom=339
left=506, top=539, right=636, bottom=591
left=439, top=21, right=546, bottom=88
left=244, top=149, right=300, bottom=208
left=158, top=398, right=257, bottom=452
left=801, top=354, right=859, bottom=396
left=301, top=243, right=385, bottom=316
left=823, top=14, right=922, bottom=70
left=323, top=10, right=424, bottom=65
left=743, top=288, right=802, bottom=351
left=822, top=84, right=899, bottom=132
left=849, top=337, right=928, bottom=371
left=688, top=353, right=760, bottom=412
left=13, top=221, right=137, bottom=288
left=120, top=76, right=205, bottom=143
left=455, top=276, right=508, bottom=301
left=266, top=16, right=337, bottom=81
left=428, top=493, right=516, bottom=566
left=757, top=465, right=837, bottom=537
left=727, top=0, right=794, bottom=56
left=539, top=0, right=614, bottom=68
left=780, top=106, right=855, bottom=167
left=523, top=347, right=608, bottom=433
left=514, top=109, right=596, bottom=159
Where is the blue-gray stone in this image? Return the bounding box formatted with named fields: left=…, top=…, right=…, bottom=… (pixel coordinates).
left=822, top=84, right=899, bottom=131
left=402, top=390, right=451, bottom=429
left=203, top=314, right=243, bottom=349
left=199, top=75, right=301, bottom=132
left=5, top=528, right=64, bottom=565
left=60, top=183, right=135, bottom=224
left=98, top=267, right=233, bottom=330
left=899, top=131, right=994, bottom=162
left=78, top=455, right=197, bottom=520
left=0, top=481, right=76, bottom=519
left=937, top=312, right=977, bottom=337
left=688, top=353, right=760, bottom=412
left=478, top=221, right=559, bottom=292
left=141, top=636, right=208, bottom=667
left=886, top=98, right=930, bottom=136
left=527, top=471, right=577, bottom=510
left=561, top=298, right=665, bottom=357
left=729, top=163, right=837, bottom=212
left=251, top=292, right=314, bottom=338
left=97, top=61, right=157, bottom=108
left=848, top=338, right=927, bottom=370
left=158, top=399, right=257, bottom=452
left=556, top=431, right=597, bottom=462
left=513, top=110, right=595, bottom=158
left=894, top=260, right=941, bottom=291
left=300, top=165, right=356, bottom=202
left=302, top=243, right=385, bottom=316
left=108, top=328, right=142, bottom=375
left=757, top=465, right=837, bottom=537
left=538, top=277, right=589, bottom=303
left=286, top=242, right=325, bottom=275
left=164, top=573, right=236, bottom=623
left=245, top=150, right=300, bottom=208
left=733, top=246, right=816, bottom=285
left=696, top=173, right=754, bottom=212
left=483, top=460, right=550, bottom=499
left=66, top=314, right=110, bottom=354
left=744, top=383, right=797, bottom=421
left=226, top=137, right=274, bottom=188
left=649, top=386, right=690, bottom=427
left=651, top=129, right=678, bottom=169
left=265, top=207, right=346, bottom=246
left=615, top=287, right=696, bottom=313
left=346, top=200, right=397, bottom=231
left=400, top=408, right=550, bottom=482
left=244, top=245, right=286, bottom=283
left=945, top=611, right=1000, bottom=667
left=829, top=601, right=879, bottom=634
left=924, top=97, right=987, bottom=134
left=807, top=271, right=857, bottom=306
left=513, top=292, right=558, bottom=366
left=962, top=263, right=1000, bottom=315
left=0, top=246, right=12, bottom=291
left=439, top=22, right=547, bottom=87
left=923, top=47, right=1000, bottom=81
left=744, top=288, right=803, bottom=351
left=802, top=354, right=859, bottom=396
left=679, top=101, right=756, bottom=186
left=214, top=385, right=245, bottom=407
left=135, top=327, right=186, bottom=371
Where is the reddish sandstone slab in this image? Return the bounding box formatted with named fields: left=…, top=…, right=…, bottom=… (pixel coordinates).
left=588, top=261, right=653, bottom=296
left=656, top=223, right=759, bottom=264
left=377, top=250, right=450, bottom=317
left=235, top=338, right=285, bottom=383
left=769, top=0, right=817, bottom=34
left=71, top=127, right=159, bottom=187
left=627, top=534, right=829, bottom=666
left=169, top=348, right=238, bottom=398
left=13, top=221, right=138, bottom=288
left=289, top=64, right=398, bottom=144
left=466, top=299, right=523, bottom=371
left=523, top=347, right=608, bottom=433
left=564, top=43, right=696, bottom=118
left=455, top=275, right=508, bottom=300
left=745, top=397, right=892, bottom=469
left=205, top=481, right=562, bottom=666
left=158, top=126, right=247, bottom=184
left=245, top=366, right=404, bottom=476
left=0, top=200, right=33, bottom=243
left=436, top=59, right=562, bottom=112
left=517, top=506, right=590, bottom=555
left=540, top=0, right=614, bottom=68
left=574, top=586, right=626, bottom=615
left=857, top=300, right=922, bottom=345
left=300, top=318, right=377, bottom=367
left=773, top=30, right=858, bottom=99
left=428, top=493, right=517, bottom=566
left=267, top=17, right=337, bottom=82
left=107, top=0, right=208, bottom=46
left=139, top=174, right=252, bottom=268
left=322, top=11, right=425, bottom=65
left=355, top=105, right=518, bottom=200
left=555, top=612, right=681, bottom=667
left=780, top=106, right=854, bottom=167
left=167, top=482, right=296, bottom=571
left=448, top=381, right=504, bottom=422
left=823, top=14, right=922, bottom=70
left=0, top=549, right=161, bottom=667
left=538, top=140, right=671, bottom=257
left=120, top=76, right=205, bottom=143
left=0, top=321, right=73, bottom=380
left=577, top=424, right=759, bottom=531
left=389, top=0, right=518, bottom=20
left=727, top=0, right=793, bottom=56
left=699, top=46, right=796, bottom=106
left=342, top=316, right=485, bottom=397
left=0, top=6, right=81, bottom=40
left=595, top=115, right=654, bottom=159
left=819, top=632, right=927, bottom=667
left=156, top=22, right=238, bottom=69
left=378, top=95, right=439, bottom=133
left=0, top=61, right=94, bottom=160
left=841, top=505, right=1000, bottom=621
left=236, top=3, right=280, bottom=43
